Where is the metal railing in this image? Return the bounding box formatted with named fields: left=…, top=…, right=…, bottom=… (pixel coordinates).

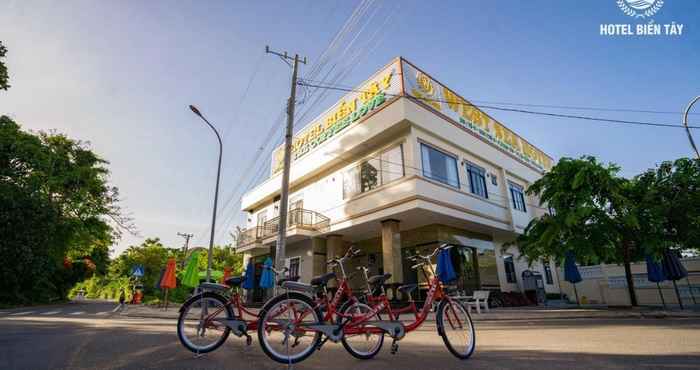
left=235, top=208, right=330, bottom=248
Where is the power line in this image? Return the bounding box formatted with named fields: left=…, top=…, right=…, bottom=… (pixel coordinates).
left=297, top=81, right=700, bottom=130
left=298, top=77, right=700, bottom=116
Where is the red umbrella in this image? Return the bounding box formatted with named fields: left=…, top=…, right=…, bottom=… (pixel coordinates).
left=221, top=266, right=232, bottom=285
left=160, top=258, right=177, bottom=310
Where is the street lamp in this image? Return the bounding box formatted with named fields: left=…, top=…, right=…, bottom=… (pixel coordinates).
left=189, top=104, right=223, bottom=282
left=683, top=96, right=700, bottom=160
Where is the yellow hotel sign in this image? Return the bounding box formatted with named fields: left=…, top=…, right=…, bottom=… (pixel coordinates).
left=402, top=60, right=553, bottom=171
left=271, top=60, right=402, bottom=174
left=271, top=58, right=552, bottom=174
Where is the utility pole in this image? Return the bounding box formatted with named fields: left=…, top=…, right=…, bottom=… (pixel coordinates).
left=266, top=46, right=307, bottom=273
left=683, top=96, right=700, bottom=160
left=177, top=232, right=193, bottom=267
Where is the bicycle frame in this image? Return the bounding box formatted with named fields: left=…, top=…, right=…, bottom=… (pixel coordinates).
left=199, top=289, right=260, bottom=331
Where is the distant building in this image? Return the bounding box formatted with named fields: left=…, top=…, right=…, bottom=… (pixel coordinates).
left=236, top=57, right=559, bottom=302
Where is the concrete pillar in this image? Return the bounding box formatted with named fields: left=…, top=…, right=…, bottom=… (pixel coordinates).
left=326, top=235, right=344, bottom=273
left=381, top=219, right=403, bottom=283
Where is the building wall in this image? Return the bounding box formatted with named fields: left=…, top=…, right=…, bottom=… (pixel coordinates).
left=557, top=258, right=700, bottom=306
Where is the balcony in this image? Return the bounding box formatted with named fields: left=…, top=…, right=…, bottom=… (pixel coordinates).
left=235, top=208, right=330, bottom=250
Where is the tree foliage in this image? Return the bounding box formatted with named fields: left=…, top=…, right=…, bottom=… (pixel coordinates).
left=0, top=116, right=131, bottom=304
left=0, top=41, right=9, bottom=90
left=512, top=156, right=700, bottom=306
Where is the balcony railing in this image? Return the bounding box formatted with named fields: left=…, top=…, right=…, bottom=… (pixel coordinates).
left=235, top=208, right=330, bottom=249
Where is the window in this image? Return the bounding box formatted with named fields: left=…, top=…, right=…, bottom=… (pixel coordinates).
left=543, top=262, right=553, bottom=285
left=343, top=145, right=404, bottom=199
left=256, top=210, right=267, bottom=226
left=509, top=182, right=527, bottom=212
left=420, top=143, right=459, bottom=188
left=466, top=162, right=488, bottom=198
left=503, top=255, right=517, bottom=283
left=286, top=256, right=301, bottom=279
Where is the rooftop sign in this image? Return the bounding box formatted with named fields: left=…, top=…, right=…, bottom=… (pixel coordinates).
left=401, top=60, right=553, bottom=171
left=270, top=57, right=552, bottom=174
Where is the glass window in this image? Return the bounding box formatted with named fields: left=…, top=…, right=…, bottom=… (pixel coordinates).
left=466, top=162, right=488, bottom=198
left=381, top=144, right=404, bottom=183
left=509, top=182, right=527, bottom=212
left=503, top=255, right=517, bottom=283
left=360, top=158, right=380, bottom=193
left=343, top=145, right=404, bottom=199
left=420, top=143, right=459, bottom=188
left=286, top=256, right=301, bottom=279
left=477, top=249, right=499, bottom=289
left=543, top=262, right=553, bottom=285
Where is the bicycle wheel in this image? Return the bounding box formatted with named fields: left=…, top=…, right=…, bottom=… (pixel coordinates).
left=177, top=291, right=233, bottom=354
left=257, top=292, right=322, bottom=364
left=436, top=299, right=476, bottom=359
left=339, top=301, right=384, bottom=359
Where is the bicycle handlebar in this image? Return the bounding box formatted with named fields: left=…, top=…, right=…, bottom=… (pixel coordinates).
left=408, top=243, right=453, bottom=268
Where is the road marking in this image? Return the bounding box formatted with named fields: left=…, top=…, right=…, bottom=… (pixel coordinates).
left=96, top=311, right=109, bottom=315
left=69, top=311, right=85, bottom=315
left=40, top=310, right=61, bottom=315
left=9, top=311, right=35, bottom=316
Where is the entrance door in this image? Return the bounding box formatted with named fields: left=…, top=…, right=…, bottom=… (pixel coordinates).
left=454, top=247, right=479, bottom=294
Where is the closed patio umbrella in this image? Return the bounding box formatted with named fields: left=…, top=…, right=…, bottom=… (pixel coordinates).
left=259, top=257, right=275, bottom=289
left=242, top=261, right=255, bottom=290
left=645, top=255, right=666, bottom=309
left=436, top=248, right=457, bottom=283
left=221, top=266, right=232, bottom=285
left=181, top=251, right=201, bottom=288
left=564, top=251, right=582, bottom=306
left=662, top=250, right=689, bottom=309
left=160, top=258, right=178, bottom=310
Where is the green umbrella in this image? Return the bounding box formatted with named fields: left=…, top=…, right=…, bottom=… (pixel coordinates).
left=181, top=251, right=201, bottom=288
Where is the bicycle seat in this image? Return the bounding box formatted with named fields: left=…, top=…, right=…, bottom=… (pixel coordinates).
left=277, top=276, right=300, bottom=286
left=368, top=273, right=392, bottom=286
left=310, top=272, right=336, bottom=286
left=224, top=276, right=243, bottom=287
left=397, top=283, right=418, bottom=294
left=199, top=282, right=229, bottom=292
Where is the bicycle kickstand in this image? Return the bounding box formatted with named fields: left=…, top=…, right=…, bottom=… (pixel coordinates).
left=390, top=337, right=399, bottom=355
left=316, top=335, right=330, bottom=351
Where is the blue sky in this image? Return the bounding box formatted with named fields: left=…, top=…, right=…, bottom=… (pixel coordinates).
left=1, top=1, right=698, bottom=255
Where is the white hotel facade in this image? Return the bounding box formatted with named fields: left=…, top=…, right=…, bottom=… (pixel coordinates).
left=236, top=57, right=561, bottom=302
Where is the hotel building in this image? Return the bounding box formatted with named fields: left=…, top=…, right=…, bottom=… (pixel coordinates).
left=236, top=57, right=560, bottom=302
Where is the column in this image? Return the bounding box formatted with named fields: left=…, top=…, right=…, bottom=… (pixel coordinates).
left=381, top=219, right=403, bottom=283
left=326, top=234, right=343, bottom=273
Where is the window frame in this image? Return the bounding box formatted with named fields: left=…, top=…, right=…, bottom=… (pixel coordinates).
left=543, top=262, right=554, bottom=285
left=419, top=142, right=460, bottom=189
left=509, top=182, right=527, bottom=212
left=465, top=161, right=489, bottom=199
left=286, top=256, right=301, bottom=279
left=503, top=255, right=517, bottom=284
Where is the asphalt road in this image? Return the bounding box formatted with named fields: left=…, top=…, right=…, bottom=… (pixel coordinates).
left=1, top=300, right=699, bottom=369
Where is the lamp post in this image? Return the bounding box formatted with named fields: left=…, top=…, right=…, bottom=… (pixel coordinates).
left=683, top=96, right=700, bottom=160
left=189, top=104, right=223, bottom=282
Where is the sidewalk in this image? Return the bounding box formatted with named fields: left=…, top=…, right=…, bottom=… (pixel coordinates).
left=122, top=302, right=700, bottom=321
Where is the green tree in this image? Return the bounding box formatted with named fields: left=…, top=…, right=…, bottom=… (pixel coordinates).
left=512, top=156, right=663, bottom=306
left=634, top=158, right=700, bottom=253
left=0, top=116, right=131, bottom=304
left=0, top=41, right=9, bottom=90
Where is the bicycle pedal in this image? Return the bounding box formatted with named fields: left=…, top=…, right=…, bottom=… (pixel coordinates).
left=390, top=342, right=399, bottom=354
left=245, top=334, right=252, bottom=346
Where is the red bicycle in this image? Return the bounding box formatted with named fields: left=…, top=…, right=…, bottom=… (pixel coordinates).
left=257, top=247, right=389, bottom=363
left=176, top=268, right=294, bottom=355
left=258, top=244, right=476, bottom=363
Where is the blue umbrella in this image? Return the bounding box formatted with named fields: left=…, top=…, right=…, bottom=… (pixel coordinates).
left=662, top=250, right=692, bottom=309
left=436, top=248, right=457, bottom=284
left=259, top=257, right=275, bottom=289
left=242, top=260, right=255, bottom=290
left=645, top=255, right=666, bottom=309
left=564, top=251, right=582, bottom=305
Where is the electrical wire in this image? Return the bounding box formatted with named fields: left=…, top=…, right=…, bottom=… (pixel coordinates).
left=296, top=81, right=700, bottom=130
